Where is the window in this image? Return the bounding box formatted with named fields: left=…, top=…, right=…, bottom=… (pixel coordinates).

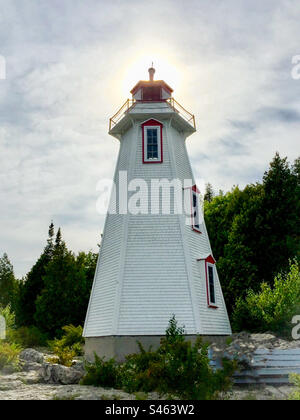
left=197, top=254, right=218, bottom=309
left=142, top=119, right=163, bottom=163
left=207, top=264, right=216, bottom=305
left=142, top=86, right=161, bottom=101
left=191, top=188, right=201, bottom=233
left=146, top=128, right=158, bottom=160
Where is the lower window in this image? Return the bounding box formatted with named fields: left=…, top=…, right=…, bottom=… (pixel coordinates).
left=197, top=254, right=218, bottom=308
left=207, top=264, right=216, bottom=306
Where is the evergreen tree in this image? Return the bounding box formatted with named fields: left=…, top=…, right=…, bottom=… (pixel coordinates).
left=34, top=235, right=97, bottom=336
left=0, top=253, right=16, bottom=308
left=260, top=153, right=299, bottom=282
left=55, top=228, right=62, bottom=250
left=204, top=183, right=214, bottom=203
left=16, top=222, right=55, bottom=326
left=205, top=153, right=299, bottom=314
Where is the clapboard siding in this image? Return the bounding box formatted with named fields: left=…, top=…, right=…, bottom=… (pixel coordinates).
left=169, top=125, right=231, bottom=335
left=84, top=101, right=231, bottom=337
left=117, top=121, right=195, bottom=335
left=83, top=129, right=133, bottom=337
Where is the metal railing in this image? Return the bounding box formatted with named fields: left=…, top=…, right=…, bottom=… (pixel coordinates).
left=109, top=97, right=196, bottom=131
left=109, top=99, right=136, bottom=131
left=166, top=98, right=196, bottom=129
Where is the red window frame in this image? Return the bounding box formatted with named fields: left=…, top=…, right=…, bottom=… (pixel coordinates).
left=142, top=119, right=163, bottom=164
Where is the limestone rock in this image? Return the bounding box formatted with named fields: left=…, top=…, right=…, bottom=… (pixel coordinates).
left=21, top=361, right=44, bottom=372
left=19, top=349, right=44, bottom=364
left=40, top=363, right=85, bottom=385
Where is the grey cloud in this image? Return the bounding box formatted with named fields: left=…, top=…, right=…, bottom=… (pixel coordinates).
left=0, top=0, right=299, bottom=277
left=256, top=107, right=300, bottom=123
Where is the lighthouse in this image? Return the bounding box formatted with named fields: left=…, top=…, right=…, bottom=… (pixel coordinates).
left=83, top=67, right=231, bottom=361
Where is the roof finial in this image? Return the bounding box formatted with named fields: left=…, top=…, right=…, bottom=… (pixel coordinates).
left=148, top=63, right=155, bottom=82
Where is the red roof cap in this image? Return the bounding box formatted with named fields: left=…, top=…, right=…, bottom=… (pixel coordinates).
left=130, top=80, right=173, bottom=95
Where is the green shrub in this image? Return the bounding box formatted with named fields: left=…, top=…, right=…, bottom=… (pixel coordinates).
left=47, top=346, right=76, bottom=367
left=48, top=325, right=84, bottom=366
left=232, top=260, right=300, bottom=334
left=8, top=326, right=49, bottom=348
left=0, top=341, right=22, bottom=371
left=81, top=355, right=119, bottom=388
left=50, top=325, right=84, bottom=354
left=0, top=305, right=48, bottom=348
left=81, top=316, right=236, bottom=400
left=289, top=374, right=300, bottom=400
left=0, top=305, right=15, bottom=331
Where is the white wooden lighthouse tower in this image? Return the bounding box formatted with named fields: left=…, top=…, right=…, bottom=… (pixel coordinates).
left=84, top=67, right=231, bottom=361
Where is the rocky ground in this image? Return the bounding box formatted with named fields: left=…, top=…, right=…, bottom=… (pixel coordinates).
left=210, top=332, right=300, bottom=363
left=0, top=369, right=294, bottom=400
left=0, top=372, right=138, bottom=400
left=0, top=335, right=298, bottom=400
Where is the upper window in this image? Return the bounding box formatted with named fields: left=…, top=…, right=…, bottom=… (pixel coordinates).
left=191, top=188, right=202, bottom=233
left=146, top=128, right=159, bottom=160
left=142, top=119, right=163, bottom=164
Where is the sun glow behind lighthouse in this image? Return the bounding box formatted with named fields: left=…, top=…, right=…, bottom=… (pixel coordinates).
left=120, top=54, right=182, bottom=98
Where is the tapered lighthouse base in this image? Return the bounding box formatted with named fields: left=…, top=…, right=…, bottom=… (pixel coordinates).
left=84, top=335, right=230, bottom=362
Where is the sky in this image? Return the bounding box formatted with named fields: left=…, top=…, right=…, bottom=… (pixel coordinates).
left=0, top=0, right=299, bottom=278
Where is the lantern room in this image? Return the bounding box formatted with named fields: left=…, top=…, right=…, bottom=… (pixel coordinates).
left=130, top=66, right=173, bottom=102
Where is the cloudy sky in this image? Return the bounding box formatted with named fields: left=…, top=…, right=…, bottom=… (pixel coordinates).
left=0, top=0, right=299, bottom=277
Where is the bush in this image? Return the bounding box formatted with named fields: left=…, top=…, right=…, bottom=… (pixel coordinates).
left=8, top=326, right=49, bottom=348
left=0, top=341, right=22, bottom=371
left=232, top=260, right=300, bottom=335
left=48, top=325, right=84, bottom=366
left=47, top=346, right=76, bottom=367
left=0, top=305, right=16, bottom=331
left=289, top=374, right=300, bottom=400
left=81, top=316, right=236, bottom=400
left=81, top=355, right=119, bottom=388
left=0, top=305, right=48, bottom=348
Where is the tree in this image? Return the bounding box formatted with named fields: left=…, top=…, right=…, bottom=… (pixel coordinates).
left=16, top=222, right=55, bottom=326
left=34, top=229, right=97, bottom=336
left=204, top=153, right=300, bottom=315
left=204, top=183, right=214, bottom=203
left=232, top=260, right=300, bottom=334
left=260, top=153, right=299, bottom=282
left=0, top=253, right=16, bottom=308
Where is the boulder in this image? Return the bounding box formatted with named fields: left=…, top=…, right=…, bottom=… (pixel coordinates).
left=40, top=363, right=85, bottom=385
left=21, top=361, right=44, bottom=372
left=19, top=349, right=44, bottom=364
